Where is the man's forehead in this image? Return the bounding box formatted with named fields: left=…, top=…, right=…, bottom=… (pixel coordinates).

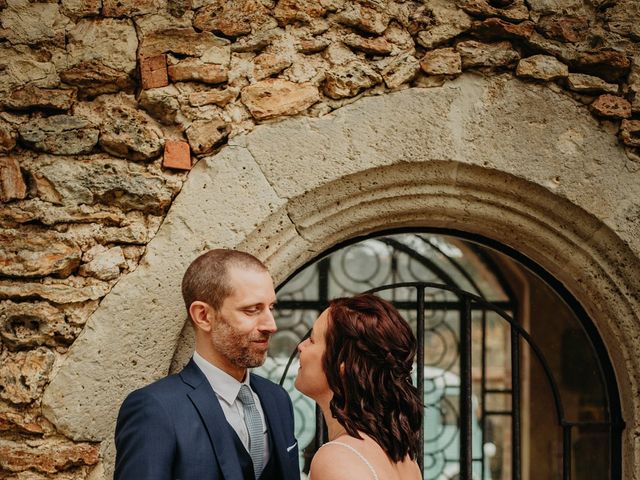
left=226, top=265, right=275, bottom=296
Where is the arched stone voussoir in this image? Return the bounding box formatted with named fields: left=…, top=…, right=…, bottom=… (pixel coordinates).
left=41, top=145, right=293, bottom=441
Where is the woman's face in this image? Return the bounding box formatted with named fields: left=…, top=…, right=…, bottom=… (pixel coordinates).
left=295, top=308, right=331, bottom=401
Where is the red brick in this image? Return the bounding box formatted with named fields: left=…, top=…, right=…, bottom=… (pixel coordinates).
left=163, top=140, right=191, bottom=170
left=140, top=54, right=168, bottom=90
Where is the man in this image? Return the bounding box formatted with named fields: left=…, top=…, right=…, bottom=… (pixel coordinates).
left=115, top=249, right=300, bottom=480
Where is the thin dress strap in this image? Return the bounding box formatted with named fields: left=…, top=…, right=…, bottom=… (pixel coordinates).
left=315, top=441, right=380, bottom=480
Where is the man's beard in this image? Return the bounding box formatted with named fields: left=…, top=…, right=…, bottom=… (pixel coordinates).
left=210, top=315, right=270, bottom=369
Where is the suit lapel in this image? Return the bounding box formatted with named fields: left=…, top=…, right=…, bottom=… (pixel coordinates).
left=182, top=360, right=245, bottom=480
left=251, top=374, right=294, bottom=480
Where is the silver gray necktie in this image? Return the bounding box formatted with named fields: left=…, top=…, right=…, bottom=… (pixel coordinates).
left=237, top=385, right=265, bottom=479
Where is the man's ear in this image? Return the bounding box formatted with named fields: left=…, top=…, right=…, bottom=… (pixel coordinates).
left=189, top=301, right=214, bottom=332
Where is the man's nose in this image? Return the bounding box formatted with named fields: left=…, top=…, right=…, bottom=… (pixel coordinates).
left=260, top=308, right=277, bottom=333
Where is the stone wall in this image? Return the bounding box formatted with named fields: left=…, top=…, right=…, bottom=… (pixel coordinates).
left=0, top=0, right=639, bottom=478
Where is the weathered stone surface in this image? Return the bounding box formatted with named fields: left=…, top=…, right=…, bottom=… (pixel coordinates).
left=472, top=18, right=535, bottom=41
left=526, top=0, right=582, bottom=15
left=0, top=229, right=81, bottom=278
left=0, top=348, right=55, bottom=405
left=323, top=42, right=358, bottom=66
left=102, top=0, right=162, bottom=17
left=79, top=246, right=126, bottom=281
left=274, top=0, right=328, bottom=26
left=188, top=88, right=239, bottom=107
left=253, top=53, right=292, bottom=81
left=242, top=79, right=320, bottom=119
left=0, top=157, right=27, bottom=203
left=140, top=28, right=230, bottom=57
left=569, top=50, right=631, bottom=83
left=343, top=34, right=392, bottom=56
left=0, top=119, right=17, bottom=154
left=67, top=19, right=138, bottom=75
left=604, top=0, right=640, bottom=41
left=24, top=156, right=175, bottom=214
left=186, top=119, right=231, bottom=155
left=0, top=277, right=113, bottom=304
left=18, top=116, right=99, bottom=155
left=538, top=15, right=589, bottom=43
left=0, top=301, right=82, bottom=348
left=1, top=86, right=75, bottom=112
left=0, top=45, right=59, bottom=95
left=323, top=61, right=382, bottom=99
left=620, top=120, right=640, bottom=147
left=589, top=94, right=631, bottom=119
left=59, top=61, right=135, bottom=99
left=0, top=1, right=70, bottom=46
left=516, top=54, right=569, bottom=81
left=231, top=29, right=283, bottom=54
left=0, top=437, right=98, bottom=473
left=0, top=199, right=127, bottom=228
left=460, top=0, right=529, bottom=22
left=297, top=37, right=331, bottom=54
left=456, top=40, right=520, bottom=68
left=334, top=3, right=390, bottom=35
left=420, top=48, right=462, bottom=75
left=61, top=0, right=102, bottom=18
left=168, top=59, right=228, bottom=84
left=415, top=1, right=473, bottom=49
left=140, top=54, right=169, bottom=90
left=0, top=404, right=55, bottom=435
left=97, top=97, right=164, bottom=161
left=381, top=54, right=420, bottom=89
left=192, top=0, right=276, bottom=37
left=566, top=73, right=618, bottom=94
left=139, top=85, right=183, bottom=125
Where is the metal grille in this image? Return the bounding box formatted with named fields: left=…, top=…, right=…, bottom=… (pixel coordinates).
left=257, top=232, right=623, bottom=480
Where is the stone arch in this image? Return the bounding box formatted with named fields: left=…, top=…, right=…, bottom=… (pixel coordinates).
left=42, top=73, right=640, bottom=477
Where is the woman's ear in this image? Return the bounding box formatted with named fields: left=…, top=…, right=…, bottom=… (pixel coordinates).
left=339, top=362, right=345, bottom=376
left=189, top=301, right=214, bottom=332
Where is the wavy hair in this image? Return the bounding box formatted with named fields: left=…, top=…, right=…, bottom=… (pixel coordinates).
left=323, top=293, right=423, bottom=462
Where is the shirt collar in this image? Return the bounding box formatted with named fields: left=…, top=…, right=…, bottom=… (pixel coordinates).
left=193, top=350, right=250, bottom=406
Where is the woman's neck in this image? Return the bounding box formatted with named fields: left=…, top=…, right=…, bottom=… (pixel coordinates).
left=318, top=398, right=348, bottom=441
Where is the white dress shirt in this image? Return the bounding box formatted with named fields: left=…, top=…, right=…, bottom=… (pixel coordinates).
left=193, top=351, right=270, bottom=465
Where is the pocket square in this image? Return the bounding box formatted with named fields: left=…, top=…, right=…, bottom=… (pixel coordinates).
left=286, top=442, right=297, bottom=452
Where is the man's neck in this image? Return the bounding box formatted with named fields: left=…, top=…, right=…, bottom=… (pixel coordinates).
left=194, top=347, right=247, bottom=382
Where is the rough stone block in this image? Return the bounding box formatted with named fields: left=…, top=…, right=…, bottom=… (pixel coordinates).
left=0, top=438, right=98, bottom=474
left=163, top=140, right=192, bottom=170
left=103, top=0, right=161, bottom=17
left=456, top=40, right=520, bottom=68
left=620, top=120, right=640, bottom=147
left=0, top=157, right=27, bottom=203
left=0, top=348, right=55, bottom=405
left=186, top=120, right=230, bottom=156
left=381, top=54, right=420, bottom=89
left=188, top=88, right=239, bottom=108
left=273, top=0, right=327, bottom=26
left=18, top=115, right=99, bottom=155
left=460, top=0, right=529, bottom=22
left=0, top=86, right=75, bottom=112
left=167, top=59, right=228, bottom=84
left=60, top=61, right=135, bottom=99
left=0, top=230, right=82, bottom=278
left=253, top=53, right=292, bottom=81
left=140, top=54, right=169, bottom=90
left=0, top=119, right=17, bottom=154
left=140, top=28, right=230, bottom=58
left=0, top=278, right=112, bottom=304
left=343, top=34, right=393, bottom=56
left=420, top=48, right=462, bottom=76
left=566, top=73, right=618, bottom=94
left=472, top=18, right=535, bottom=41
left=0, top=2, right=69, bottom=46
left=590, top=94, right=632, bottom=119
left=192, top=0, right=276, bottom=37
left=334, top=2, right=390, bottom=35
left=242, top=79, right=320, bottom=119
left=569, top=50, right=631, bottom=84
left=537, top=15, right=589, bottom=43
left=323, top=61, right=382, bottom=99
left=516, top=55, right=569, bottom=81
left=79, top=246, right=127, bottom=280
left=139, top=85, right=183, bottom=125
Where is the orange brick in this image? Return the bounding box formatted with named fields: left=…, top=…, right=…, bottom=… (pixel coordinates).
left=163, top=140, right=191, bottom=170
left=140, top=54, right=168, bottom=90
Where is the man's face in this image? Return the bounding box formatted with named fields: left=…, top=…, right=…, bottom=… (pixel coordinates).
left=209, top=266, right=277, bottom=374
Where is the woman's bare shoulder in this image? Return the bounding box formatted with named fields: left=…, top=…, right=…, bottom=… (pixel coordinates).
left=309, top=441, right=374, bottom=480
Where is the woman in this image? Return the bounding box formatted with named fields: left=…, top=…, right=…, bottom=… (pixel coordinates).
left=295, top=293, right=423, bottom=480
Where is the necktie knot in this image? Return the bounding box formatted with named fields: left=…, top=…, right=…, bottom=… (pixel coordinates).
left=237, top=384, right=256, bottom=407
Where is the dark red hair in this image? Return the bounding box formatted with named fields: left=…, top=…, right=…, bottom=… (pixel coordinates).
left=323, top=293, right=423, bottom=462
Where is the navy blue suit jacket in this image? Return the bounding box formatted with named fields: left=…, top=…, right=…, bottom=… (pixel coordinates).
left=114, top=359, right=300, bottom=480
